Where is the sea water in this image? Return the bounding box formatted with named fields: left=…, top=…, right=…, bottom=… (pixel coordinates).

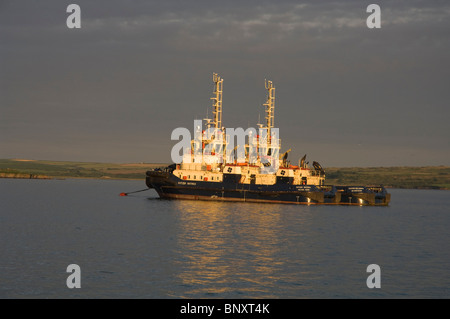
left=0, top=178, right=449, bottom=298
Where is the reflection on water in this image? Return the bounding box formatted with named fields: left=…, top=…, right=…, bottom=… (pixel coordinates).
left=170, top=200, right=310, bottom=298
left=2, top=180, right=450, bottom=298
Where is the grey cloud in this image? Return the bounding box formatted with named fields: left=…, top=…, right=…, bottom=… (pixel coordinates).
left=1, top=0, right=449, bottom=165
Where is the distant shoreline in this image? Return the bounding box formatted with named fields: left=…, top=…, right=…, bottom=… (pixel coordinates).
left=0, top=159, right=166, bottom=181
left=0, top=174, right=142, bottom=181
left=1, top=159, right=449, bottom=190
left=0, top=172, right=52, bottom=179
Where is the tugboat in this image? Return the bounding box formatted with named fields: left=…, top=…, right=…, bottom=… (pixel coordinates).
left=146, top=73, right=390, bottom=206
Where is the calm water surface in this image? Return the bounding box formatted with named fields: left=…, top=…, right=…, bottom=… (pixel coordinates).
left=0, top=178, right=449, bottom=298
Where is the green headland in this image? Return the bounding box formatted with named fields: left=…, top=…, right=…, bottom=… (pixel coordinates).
left=0, top=159, right=449, bottom=190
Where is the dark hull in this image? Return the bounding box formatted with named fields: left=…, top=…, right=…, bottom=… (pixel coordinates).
left=146, top=171, right=390, bottom=206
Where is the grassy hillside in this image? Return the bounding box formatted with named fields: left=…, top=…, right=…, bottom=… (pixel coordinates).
left=1, top=159, right=449, bottom=189
left=325, top=166, right=450, bottom=190
left=0, top=159, right=166, bottom=180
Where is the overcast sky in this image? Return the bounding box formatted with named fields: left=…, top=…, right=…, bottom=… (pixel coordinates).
left=1, top=0, right=449, bottom=167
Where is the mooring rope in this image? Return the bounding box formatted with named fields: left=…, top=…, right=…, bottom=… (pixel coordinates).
left=119, top=188, right=149, bottom=196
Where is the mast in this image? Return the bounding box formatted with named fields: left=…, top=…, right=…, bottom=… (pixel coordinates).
left=203, top=73, right=225, bottom=166
left=257, top=79, right=280, bottom=170
left=263, top=79, right=275, bottom=138
left=211, top=73, right=224, bottom=130
left=260, top=79, right=277, bottom=154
